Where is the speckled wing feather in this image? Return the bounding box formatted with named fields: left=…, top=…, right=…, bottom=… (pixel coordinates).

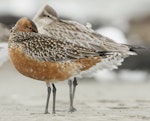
left=10, top=32, right=105, bottom=62
left=40, top=19, right=131, bottom=53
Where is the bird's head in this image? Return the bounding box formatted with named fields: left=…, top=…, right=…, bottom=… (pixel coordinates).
left=11, top=17, right=38, bottom=33
left=33, top=4, right=58, bottom=27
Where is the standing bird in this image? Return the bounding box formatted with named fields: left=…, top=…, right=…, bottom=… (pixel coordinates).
left=8, top=17, right=114, bottom=114
left=33, top=4, right=138, bottom=112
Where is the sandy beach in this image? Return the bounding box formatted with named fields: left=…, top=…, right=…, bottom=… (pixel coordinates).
left=0, top=61, right=150, bottom=121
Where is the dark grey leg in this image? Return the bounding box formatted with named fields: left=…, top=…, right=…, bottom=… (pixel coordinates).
left=44, top=83, right=51, bottom=114
left=72, top=77, right=78, bottom=102
left=68, top=78, right=77, bottom=112
left=52, top=83, right=56, bottom=114
left=68, top=80, right=73, bottom=112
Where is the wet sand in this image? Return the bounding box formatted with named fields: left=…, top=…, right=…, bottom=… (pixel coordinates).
left=0, top=61, right=150, bottom=121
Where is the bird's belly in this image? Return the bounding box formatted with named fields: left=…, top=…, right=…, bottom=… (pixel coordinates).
left=9, top=48, right=101, bottom=82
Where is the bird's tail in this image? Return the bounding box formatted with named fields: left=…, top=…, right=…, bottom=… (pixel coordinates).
left=98, top=51, right=117, bottom=57
left=124, top=44, right=144, bottom=56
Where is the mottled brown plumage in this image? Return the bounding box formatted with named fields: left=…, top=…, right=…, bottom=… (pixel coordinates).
left=9, top=17, right=105, bottom=82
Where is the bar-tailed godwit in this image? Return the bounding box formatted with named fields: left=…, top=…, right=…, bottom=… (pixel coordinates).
left=8, top=17, right=115, bottom=114
left=33, top=4, right=138, bottom=112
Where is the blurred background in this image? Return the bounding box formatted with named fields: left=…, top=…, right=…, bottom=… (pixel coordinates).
left=1, top=1, right=150, bottom=119
left=0, top=0, right=150, bottom=83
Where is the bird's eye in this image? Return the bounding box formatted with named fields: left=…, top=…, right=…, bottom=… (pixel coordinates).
left=46, top=15, right=50, bottom=18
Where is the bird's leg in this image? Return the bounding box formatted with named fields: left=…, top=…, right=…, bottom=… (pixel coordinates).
left=45, top=83, right=51, bottom=114
left=68, top=80, right=73, bottom=112
left=68, top=78, right=77, bottom=112
left=52, top=83, right=56, bottom=114
left=72, top=77, right=78, bottom=107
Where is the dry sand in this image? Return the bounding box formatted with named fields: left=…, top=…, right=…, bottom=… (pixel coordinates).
left=0, top=61, right=150, bottom=121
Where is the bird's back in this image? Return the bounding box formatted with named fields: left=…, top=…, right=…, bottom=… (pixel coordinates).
left=9, top=30, right=108, bottom=82
left=40, top=19, right=134, bottom=54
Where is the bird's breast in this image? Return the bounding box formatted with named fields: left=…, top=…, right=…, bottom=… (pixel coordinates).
left=9, top=47, right=101, bottom=83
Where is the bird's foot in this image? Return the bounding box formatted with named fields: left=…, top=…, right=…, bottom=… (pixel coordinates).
left=44, top=110, right=50, bottom=114
left=69, top=107, right=77, bottom=113
left=52, top=111, right=56, bottom=114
